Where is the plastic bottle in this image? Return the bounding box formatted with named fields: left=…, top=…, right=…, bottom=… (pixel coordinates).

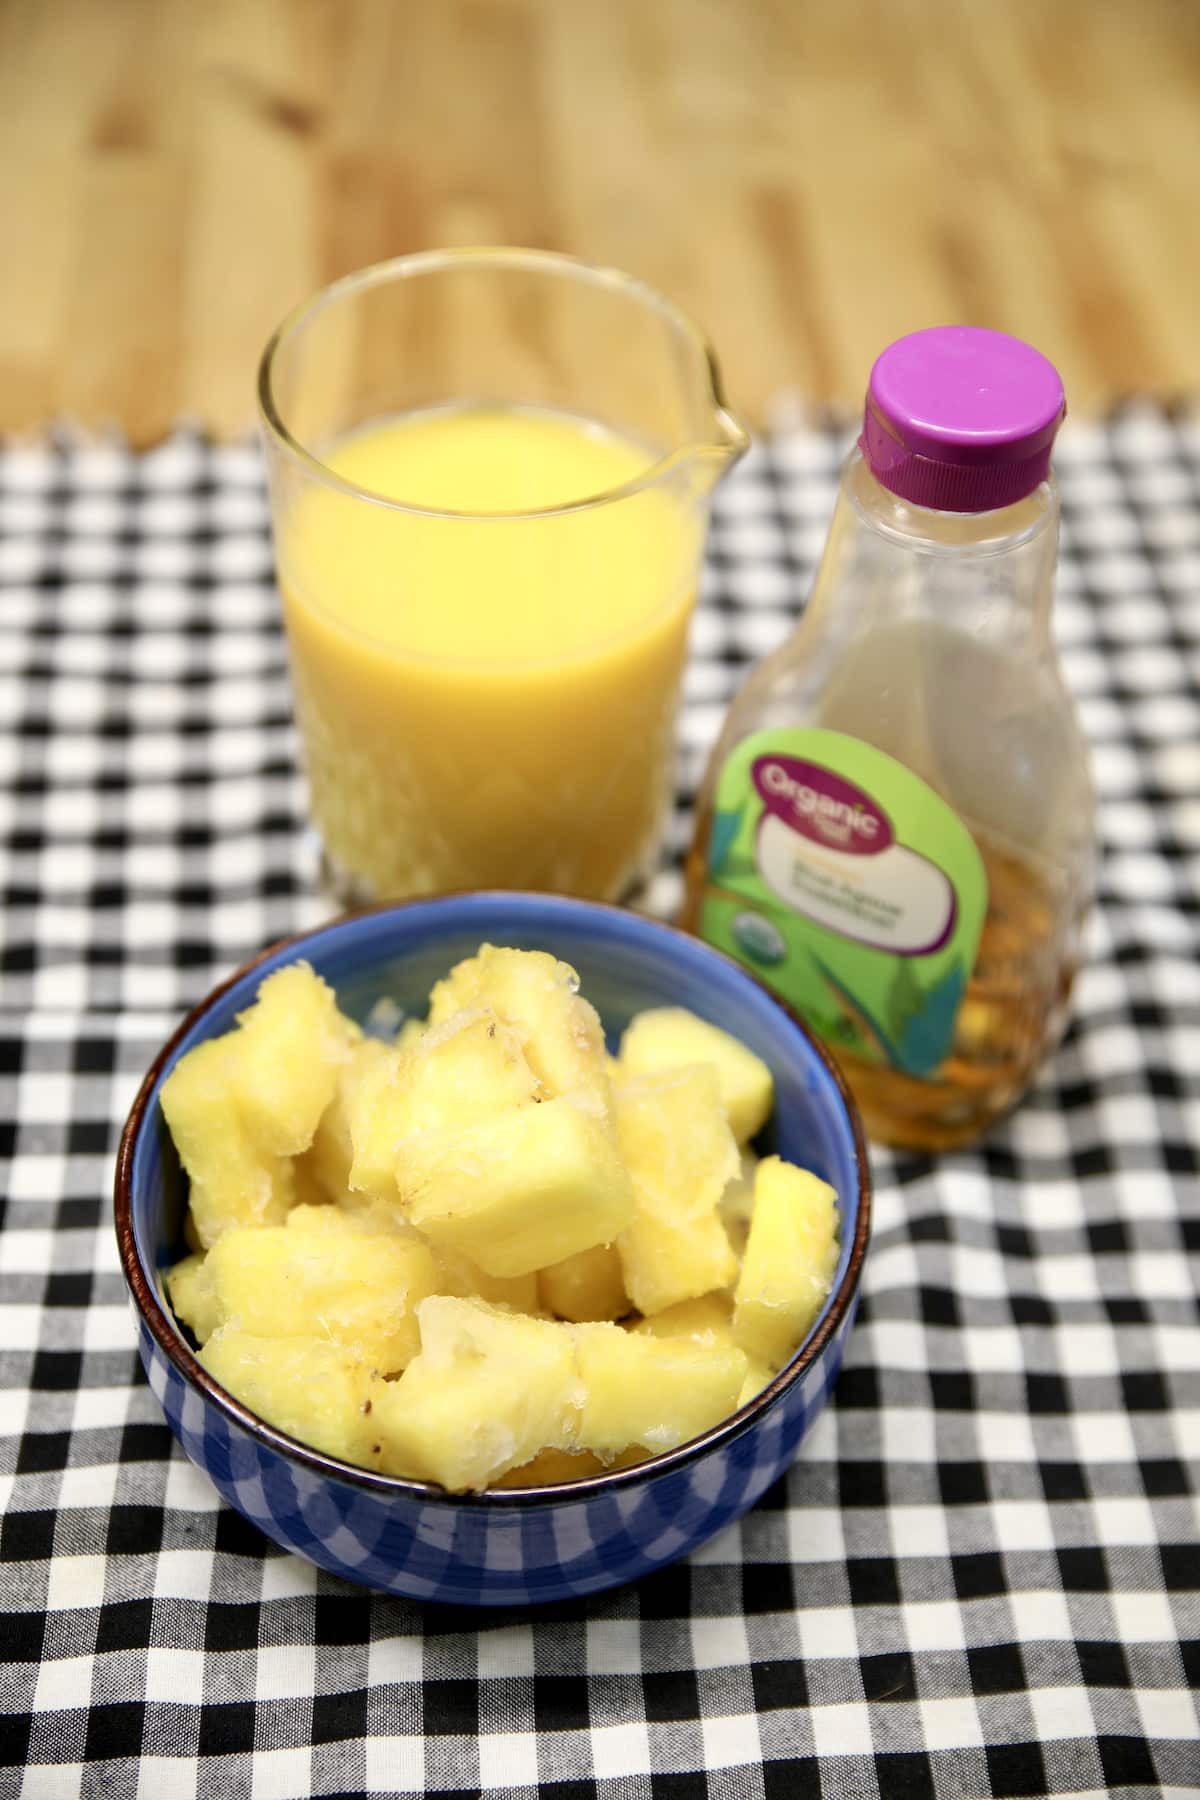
left=684, top=326, right=1094, bottom=1151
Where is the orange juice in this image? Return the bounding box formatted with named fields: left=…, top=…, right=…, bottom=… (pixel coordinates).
left=275, top=404, right=704, bottom=900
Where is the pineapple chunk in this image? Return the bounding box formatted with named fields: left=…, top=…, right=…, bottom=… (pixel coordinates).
left=738, top=1357, right=775, bottom=1408
left=394, top=1016, right=426, bottom=1052
left=432, top=1246, right=540, bottom=1314
left=165, top=1252, right=222, bottom=1345
left=428, top=945, right=610, bottom=1113
left=160, top=1036, right=295, bottom=1248
left=491, top=1447, right=607, bottom=1488
left=200, top=1327, right=381, bottom=1467
left=342, top=1043, right=407, bottom=1198
left=301, top=1036, right=393, bottom=1205
left=632, top=1291, right=734, bottom=1342
left=349, top=954, right=630, bottom=1278
left=282, top=1203, right=349, bottom=1234
left=285, top=1198, right=417, bottom=1244
left=733, top=1157, right=839, bottom=1369
left=632, top=1291, right=770, bottom=1407
left=166, top=1204, right=437, bottom=1371
left=574, top=1322, right=747, bottom=1456
left=348, top=1009, right=540, bottom=1199
left=234, top=963, right=355, bottom=1156
left=326, top=1191, right=426, bottom=1242
left=614, top=1067, right=739, bottom=1315
left=160, top=963, right=356, bottom=1248
left=719, top=1150, right=759, bottom=1254
left=621, top=1201, right=734, bottom=1320
left=619, top=1007, right=773, bottom=1143
left=425, top=954, right=484, bottom=1023
left=539, top=1243, right=629, bottom=1323
left=373, top=1298, right=580, bottom=1489
left=405, top=1007, right=543, bottom=1127
left=404, top=1096, right=634, bottom=1277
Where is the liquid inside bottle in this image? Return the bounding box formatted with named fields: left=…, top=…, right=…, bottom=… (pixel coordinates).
left=685, top=328, right=1094, bottom=1153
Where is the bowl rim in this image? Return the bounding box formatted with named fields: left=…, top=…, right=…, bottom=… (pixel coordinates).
left=114, top=892, right=872, bottom=1507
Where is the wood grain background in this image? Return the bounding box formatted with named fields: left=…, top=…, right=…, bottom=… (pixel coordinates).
left=2, top=0, right=1198, bottom=442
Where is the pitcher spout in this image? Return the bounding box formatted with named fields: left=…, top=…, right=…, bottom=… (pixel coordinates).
left=687, top=367, right=750, bottom=494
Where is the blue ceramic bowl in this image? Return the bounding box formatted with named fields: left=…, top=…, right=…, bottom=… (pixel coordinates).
left=115, top=894, right=870, bottom=1606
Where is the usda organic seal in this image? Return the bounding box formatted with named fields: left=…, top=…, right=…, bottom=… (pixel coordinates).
left=732, top=911, right=785, bottom=967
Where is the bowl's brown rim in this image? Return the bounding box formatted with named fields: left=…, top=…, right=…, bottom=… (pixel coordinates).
left=114, top=892, right=873, bottom=1509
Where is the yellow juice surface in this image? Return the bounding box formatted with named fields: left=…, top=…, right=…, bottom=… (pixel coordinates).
left=278, top=406, right=703, bottom=899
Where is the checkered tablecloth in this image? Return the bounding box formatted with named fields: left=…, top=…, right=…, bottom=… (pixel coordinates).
left=1, top=412, right=1197, bottom=1799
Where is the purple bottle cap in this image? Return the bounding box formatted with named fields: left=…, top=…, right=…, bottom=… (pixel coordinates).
left=860, top=326, right=1066, bottom=513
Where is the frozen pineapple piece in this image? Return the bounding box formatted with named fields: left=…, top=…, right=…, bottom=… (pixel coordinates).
left=428, top=945, right=610, bottom=1112
left=574, top=1322, right=747, bottom=1457
left=718, top=1150, right=759, bottom=1254
left=165, top=1252, right=222, bottom=1345
left=301, top=1036, right=393, bottom=1205
left=614, top=1067, right=739, bottom=1315
left=432, top=1245, right=540, bottom=1314
left=348, top=953, right=630, bottom=1278
left=373, top=1297, right=580, bottom=1490
left=160, top=963, right=358, bottom=1248
left=632, top=1292, right=770, bottom=1407
left=282, top=1203, right=348, bottom=1234
left=404, top=1007, right=543, bottom=1129
left=234, top=963, right=355, bottom=1156
left=285, top=1202, right=438, bottom=1368
left=539, top=1243, right=629, bottom=1323
left=167, top=1204, right=437, bottom=1371
left=285, top=1197, right=415, bottom=1242
left=619, top=1008, right=773, bottom=1143
left=738, top=1357, right=775, bottom=1408
left=324, top=1190, right=424, bottom=1242
left=394, top=1016, right=426, bottom=1052
left=619, top=1199, right=734, bottom=1321
left=491, top=1446, right=607, bottom=1488
left=343, top=1042, right=408, bottom=1198
left=632, top=1291, right=734, bottom=1343
left=200, top=1327, right=381, bottom=1467
left=404, top=1096, right=634, bottom=1277
left=425, top=954, right=484, bottom=1023
left=733, top=1157, right=839, bottom=1370
left=160, top=1036, right=295, bottom=1248
left=348, top=1009, right=539, bottom=1198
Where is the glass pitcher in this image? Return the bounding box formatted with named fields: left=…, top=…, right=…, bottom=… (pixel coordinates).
left=258, top=249, right=748, bottom=906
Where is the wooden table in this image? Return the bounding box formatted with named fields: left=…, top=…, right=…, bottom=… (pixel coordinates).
left=2, top=0, right=1197, bottom=442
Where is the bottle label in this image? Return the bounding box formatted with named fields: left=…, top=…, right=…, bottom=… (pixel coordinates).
left=696, top=728, right=987, bottom=1078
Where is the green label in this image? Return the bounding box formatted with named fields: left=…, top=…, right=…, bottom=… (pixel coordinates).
left=697, top=728, right=987, bottom=1078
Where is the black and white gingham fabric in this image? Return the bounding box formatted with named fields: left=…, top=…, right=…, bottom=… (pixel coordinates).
left=1, top=413, right=1197, bottom=1798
